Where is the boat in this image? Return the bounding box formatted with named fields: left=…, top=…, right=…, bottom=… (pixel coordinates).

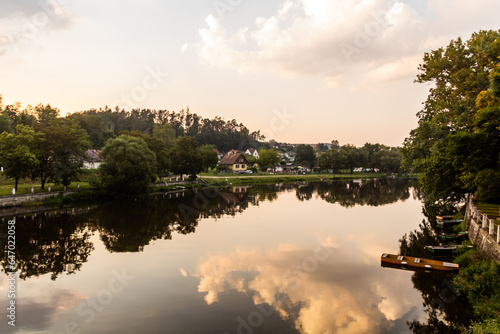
left=436, top=215, right=453, bottom=220
left=426, top=245, right=473, bottom=256
left=439, top=232, right=468, bottom=241
left=425, top=245, right=459, bottom=255
left=436, top=219, right=463, bottom=227
left=380, top=253, right=459, bottom=271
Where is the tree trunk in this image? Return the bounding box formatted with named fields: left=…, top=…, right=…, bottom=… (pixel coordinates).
left=41, top=175, right=46, bottom=189
left=15, top=177, right=19, bottom=191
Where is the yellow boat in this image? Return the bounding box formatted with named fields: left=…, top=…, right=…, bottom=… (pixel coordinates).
left=381, top=253, right=459, bottom=271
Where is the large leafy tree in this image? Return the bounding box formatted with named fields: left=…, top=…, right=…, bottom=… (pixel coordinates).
left=371, top=148, right=402, bottom=173
left=294, top=144, right=317, bottom=165
left=402, top=30, right=500, bottom=203
left=169, top=136, right=203, bottom=178
left=318, top=149, right=346, bottom=172
left=0, top=125, right=41, bottom=190
left=34, top=103, right=60, bottom=127
left=119, top=130, right=171, bottom=179
left=257, top=149, right=280, bottom=170
left=198, top=144, right=219, bottom=172
left=100, top=135, right=157, bottom=195
left=339, top=144, right=368, bottom=172
left=35, top=118, right=91, bottom=188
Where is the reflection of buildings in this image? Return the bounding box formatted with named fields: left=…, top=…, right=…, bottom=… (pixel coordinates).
left=220, top=186, right=249, bottom=204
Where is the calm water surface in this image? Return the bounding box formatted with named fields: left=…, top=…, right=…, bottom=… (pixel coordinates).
left=0, top=180, right=472, bottom=333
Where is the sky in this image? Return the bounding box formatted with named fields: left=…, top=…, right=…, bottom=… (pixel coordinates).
left=1, top=0, right=499, bottom=147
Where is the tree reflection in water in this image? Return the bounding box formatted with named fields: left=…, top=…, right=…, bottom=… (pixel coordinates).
left=0, top=208, right=95, bottom=281
left=1, top=179, right=418, bottom=281
left=399, top=212, right=474, bottom=332
left=0, top=179, right=476, bottom=332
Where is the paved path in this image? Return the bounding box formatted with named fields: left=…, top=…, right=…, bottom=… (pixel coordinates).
left=199, top=174, right=314, bottom=178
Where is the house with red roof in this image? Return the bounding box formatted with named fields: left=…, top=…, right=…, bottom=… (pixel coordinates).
left=219, top=150, right=249, bottom=172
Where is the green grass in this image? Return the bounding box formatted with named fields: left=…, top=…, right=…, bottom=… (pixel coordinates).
left=198, top=173, right=401, bottom=186
left=0, top=181, right=90, bottom=196
left=453, top=247, right=500, bottom=324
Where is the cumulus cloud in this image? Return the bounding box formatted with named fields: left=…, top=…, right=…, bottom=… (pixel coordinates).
left=195, top=0, right=500, bottom=86
left=0, top=0, right=78, bottom=55
left=195, top=0, right=423, bottom=83
left=193, top=243, right=424, bottom=333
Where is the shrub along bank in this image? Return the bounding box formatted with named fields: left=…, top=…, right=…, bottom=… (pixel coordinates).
left=453, top=247, right=500, bottom=333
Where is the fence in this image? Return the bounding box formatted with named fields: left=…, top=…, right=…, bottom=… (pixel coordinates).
left=467, top=196, right=500, bottom=244
left=0, top=190, right=76, bottom=208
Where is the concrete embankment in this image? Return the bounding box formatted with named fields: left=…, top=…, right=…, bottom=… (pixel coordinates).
left=0, top=191, right=76, bottom=208
left=465, top=196, right=500, bottom=262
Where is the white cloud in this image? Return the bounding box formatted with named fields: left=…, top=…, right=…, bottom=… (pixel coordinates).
left=0, top=0, right=78, bottom=55
left=195, top=0, right=500, bottom=87
left=180, top=43, right=188, bottom=54
left=193, top=244, right=423, bottom=333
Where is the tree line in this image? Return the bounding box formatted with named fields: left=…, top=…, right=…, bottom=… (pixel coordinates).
left=0, top=101, right=221, bottom=193
left=402, top=29, right=500, bottom=204
left=301, top=143, right=402, bottom=173
left=0, top=102, right=264, bottom=151
left=0, top=96, right=403, bottom=195
left=66, top=106, right=263, bottom=152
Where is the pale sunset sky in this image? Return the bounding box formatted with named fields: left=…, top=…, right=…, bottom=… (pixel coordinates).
left=1, top=0, right=499, bottom=146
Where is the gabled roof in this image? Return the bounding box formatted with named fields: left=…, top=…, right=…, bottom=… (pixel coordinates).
left=219, top=151, right=248, bottom=165
left=246, top=148, right=257, bottom=154
left=86, top=149, right=102, bottom=162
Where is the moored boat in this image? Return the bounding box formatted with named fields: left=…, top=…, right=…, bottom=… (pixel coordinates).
left=439, top=232, right=468, bottom=241
left=381, top=253, right=459, bottom=271
left=425, top=245, right=459, bottom=255
left=436, top=219, right=463, bottom=226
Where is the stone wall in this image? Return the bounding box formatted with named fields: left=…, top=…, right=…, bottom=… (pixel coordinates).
left=0, top=191, right=75, bottom=208
left=465, top=196, right=500, bottom=263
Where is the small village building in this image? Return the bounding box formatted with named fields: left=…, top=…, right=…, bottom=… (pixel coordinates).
left=83, top=149, right=103, bottom=169
left=214, top=148, right=224, bottom=160
left=245, top=148, right=259, bottom=159
left=219, top=150, right=249, bottom=172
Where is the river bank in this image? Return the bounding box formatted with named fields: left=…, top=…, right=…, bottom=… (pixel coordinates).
left=0, top=173, right=418, bottom=208
left=443, top=197, right=500, bottom=332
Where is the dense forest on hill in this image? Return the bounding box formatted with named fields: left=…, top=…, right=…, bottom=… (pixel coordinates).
left=67, top=107, right=265, bottom=151
left=0, top=102, right=265, bottom=152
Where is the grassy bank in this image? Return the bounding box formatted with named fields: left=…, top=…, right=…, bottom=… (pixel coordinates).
left=199, top=173, right=417, bottom=186
left=0, top=181, right=90, bottom=196
left=0, top=172, right=417, bottom=206
left=0, top=173, right=93, bottom=196
left=453, top=247, right=500, bottom=333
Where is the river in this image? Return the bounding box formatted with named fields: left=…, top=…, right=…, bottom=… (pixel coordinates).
left=0, top=179, right=473, bottom=333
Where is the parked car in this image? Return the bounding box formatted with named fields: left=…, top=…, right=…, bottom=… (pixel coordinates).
left=245, top=170, right=253, bottom=174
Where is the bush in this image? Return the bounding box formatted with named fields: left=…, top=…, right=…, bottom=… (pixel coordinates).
left=474, top=169, right=500, bottom=204
left=99, top=135, right=157, bottom=196
left=453, top=248, right=500, bottom=319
